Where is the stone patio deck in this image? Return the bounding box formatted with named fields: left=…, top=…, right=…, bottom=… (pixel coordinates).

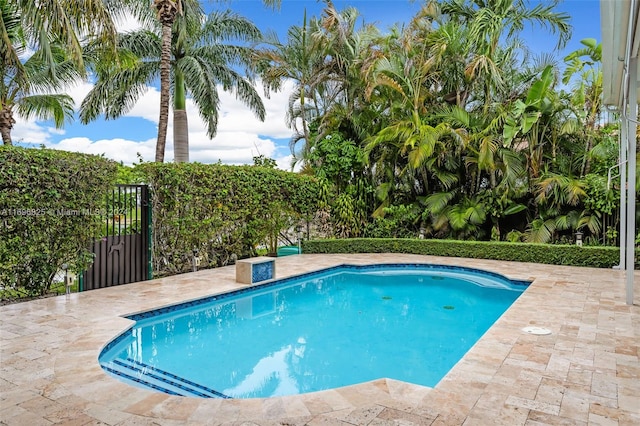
left=1, top=254, right=639, bottom=425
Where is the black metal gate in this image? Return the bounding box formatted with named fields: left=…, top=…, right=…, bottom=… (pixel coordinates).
left=80, top=185, right=151, bottom=291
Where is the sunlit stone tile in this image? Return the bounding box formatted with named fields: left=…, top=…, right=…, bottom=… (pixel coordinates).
left=375, top=406, right=435, bottom=425
left=0, top=254, right=637, bottom=425
left=526, top=410, right=588, bottom=426
left=559, top=394, right=590, bottom=422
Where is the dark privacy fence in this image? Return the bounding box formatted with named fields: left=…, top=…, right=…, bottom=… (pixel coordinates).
left=80, top=185, right=151, bottom=291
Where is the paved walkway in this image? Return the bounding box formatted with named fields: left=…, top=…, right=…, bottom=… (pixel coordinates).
left=1, top=254, right=639, bottom=425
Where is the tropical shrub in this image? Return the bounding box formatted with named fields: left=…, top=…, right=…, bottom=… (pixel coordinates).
left=0, top=146, right=118, bottom=296
left=308, top=132, right=373, bottom=237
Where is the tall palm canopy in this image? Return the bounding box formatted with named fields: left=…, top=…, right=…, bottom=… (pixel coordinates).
left=81, top=4, right=266, bottom=163
left=0, top=0, right=156, bottom=146
left=0, top=0, right=76, bottom=145
left=439, top=0, right=571, bottom=111
left=11, top=0, right=137, bottom=75
left=148, top=0, right=279, bottom=162
left=258, top=0, right=380, bottom=163
left=253, top=0, right=619, bottom=248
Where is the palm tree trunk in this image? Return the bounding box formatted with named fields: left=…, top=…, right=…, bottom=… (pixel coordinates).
left=581, top=117, right=598, bottom=176
left=580, top=136, right=592, bottom=176
left=173, top=67, right=189, bottom=162
left=153, top=0, right=180, bottom=163
left=0, top=107, right=15, bottom=145
left=300, top=85, right=310, bottom=154
left=0, top=128, right=12, bottom=146
left=173, top=110, right=189, bottom=162
left=155, top=21, right=172, bottom=162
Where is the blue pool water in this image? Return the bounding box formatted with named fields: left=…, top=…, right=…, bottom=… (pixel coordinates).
left=99, top=264, right=527, bottom=399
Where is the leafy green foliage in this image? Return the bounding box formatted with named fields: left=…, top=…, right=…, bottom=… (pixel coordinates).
left=0, top=146, right=118, bottom=295
left=302, top=238, right=623, bottom=268
left=307, top=132, right=372, bottom=237
left=250, top=2, right=621, bottom=247
left=308, top=133, right=365, bottom=193
left=583, top=174, right=617, bottom=215
left=115, top=163, right=145, bottom=184
left=137, top=162, right=320, bottom=275
left=253, top=155, right=278, bottom=168
left=364, top=205, right=420, bottom=238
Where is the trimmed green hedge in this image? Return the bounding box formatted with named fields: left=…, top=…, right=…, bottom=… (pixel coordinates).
left=0, top=146, right=118, bottom=295
left=302, top=238, right=623, bottom=268
left=138, top=162, right=320, bottom=276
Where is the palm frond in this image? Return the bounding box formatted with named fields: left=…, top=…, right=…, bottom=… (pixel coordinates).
left=80, top=61, right=157, bottom=123
left=200, top=10, right=262, bottom=44
left=525, top=217, right=556, bottom=243
left=16, top=94, right=74, bottom=128
left=578, top=213, right=602, bottom=235
left=424, top=190, right=456, bottom=215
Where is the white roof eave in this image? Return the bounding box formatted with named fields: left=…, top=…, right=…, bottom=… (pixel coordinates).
left=600, top=0, right=640, bottom=108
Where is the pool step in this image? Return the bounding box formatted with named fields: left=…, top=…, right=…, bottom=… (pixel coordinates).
left=126, top=359, right=231, bottom=399
left=102, top=358, right=230, bottom=398
left=102, top=362, right=182, bottom=396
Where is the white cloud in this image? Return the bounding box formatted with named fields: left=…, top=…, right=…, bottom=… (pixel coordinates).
left=67, top=81, right=96, bottom=108
left=127, top=88, right=162, bottom=123
left=190, top=130, right=275, bottom=153
left=65, top=80, right=161, bottom=122
left=12, top=116, right=64, bottom=146
left=49, top=137, right=159, bottom=165
left=276, top=154, right=301, bottom=172
left=215, top=80, right=294, bottom=139
left=46, top=133, right=281, bottom=166
left=12, top=79, right=298, bottom=169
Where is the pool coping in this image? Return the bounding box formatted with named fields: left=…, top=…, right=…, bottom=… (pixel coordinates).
left=1, top=253, right=639, bottom=425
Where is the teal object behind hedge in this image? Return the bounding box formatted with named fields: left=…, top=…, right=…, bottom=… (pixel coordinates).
left=277, top=246, right=301, bottom=256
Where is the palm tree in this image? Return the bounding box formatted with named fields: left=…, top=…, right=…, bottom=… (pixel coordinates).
left=430, top=194, right=488, bottom=239
left=440, top=0, right=571, bottom=112
left=12, top=0, right=132, bottom=75
left=525, top=171, right=589, bottom=243
left=0, top=0, right=24, bottom=87
left=363, top=11, right=458, bottom=214
left=258, top=11, right=326, bottom=159
left=316, top=1, right=379, bottom=119
left=502, top=65, right=556, bottom=178
left=152, top=0, right=183, bottom=162
left=258, top=1, right=381, bottom=164
left=0, top=0, right=75, bottom=145
left=427, top=19, right=473, bottom=108
left=81, top=8, right=266, bottom=163
left=171, top=8, right=265, bottom=162
left=563, top=38, right=603, bottom=175
left=1, top=0, right=157, bottom=146
left=148, top=0, right=279, bottom=163
left=312, top=1, right=382, bottom=149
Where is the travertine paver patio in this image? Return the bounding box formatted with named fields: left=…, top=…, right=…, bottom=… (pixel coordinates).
left=1, top=254, right=639, bottom=425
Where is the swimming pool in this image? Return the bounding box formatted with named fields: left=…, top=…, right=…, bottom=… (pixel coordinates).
left=99, top=264, right=528, bottom=399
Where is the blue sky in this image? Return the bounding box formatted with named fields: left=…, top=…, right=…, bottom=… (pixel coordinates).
left=13, top=0, right=602, bottom=169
